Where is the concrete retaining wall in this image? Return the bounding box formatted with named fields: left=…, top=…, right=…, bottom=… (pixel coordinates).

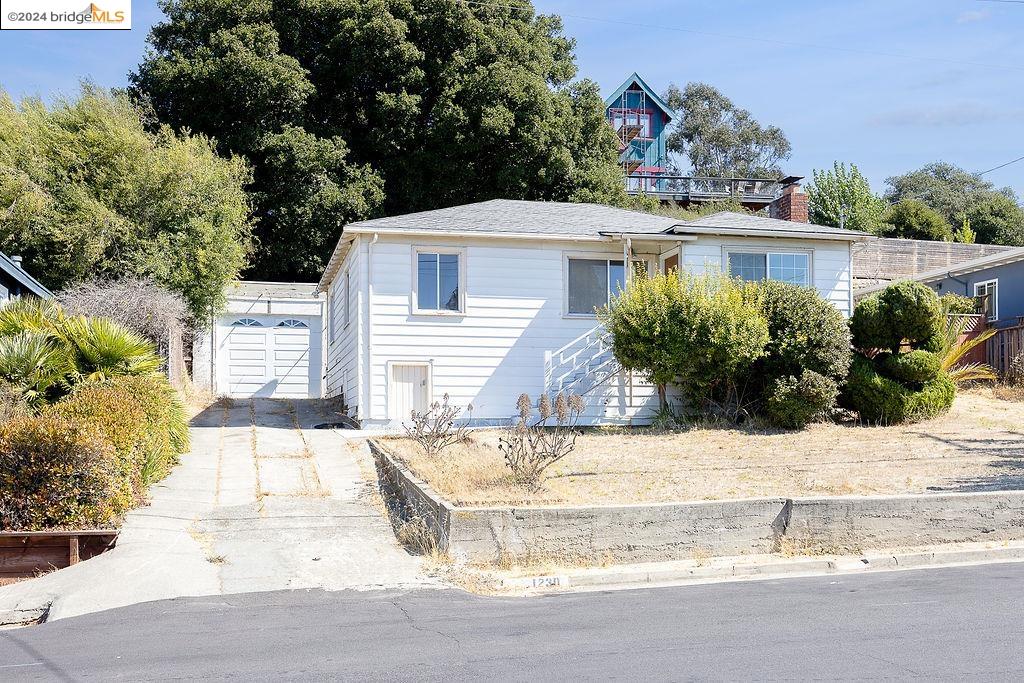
left=371, top=441, right=1024, bottom=564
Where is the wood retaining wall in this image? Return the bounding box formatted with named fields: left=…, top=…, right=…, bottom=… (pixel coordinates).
left=0, top=530, right=118, bottom=582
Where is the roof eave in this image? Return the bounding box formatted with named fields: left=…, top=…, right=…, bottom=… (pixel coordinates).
left=0, top=254, right=52, bottom=298
left=671, top=226, right=870, bottom=242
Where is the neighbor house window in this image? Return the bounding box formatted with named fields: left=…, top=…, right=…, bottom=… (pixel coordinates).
left=974, top=279, right=998, bottom=322
left=567, top=258, right=625, bottom=315
left=727, top=251, right=810, bottom=287
left=415, top=249, right=463, bottom=313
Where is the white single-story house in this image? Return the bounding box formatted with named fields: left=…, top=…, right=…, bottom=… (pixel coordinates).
left=193, top=281, right=324, bottom=399
left=315, top=200, right=868, bottom=427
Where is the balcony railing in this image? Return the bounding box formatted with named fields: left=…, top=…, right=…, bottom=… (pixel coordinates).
left=625, top=175, right=786, bottom=203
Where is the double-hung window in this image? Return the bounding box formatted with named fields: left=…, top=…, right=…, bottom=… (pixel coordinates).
left=727, top=251, right=810, bottom=287
left=414, top=249, right=463, bottom=313
left=974, top=279, right=998, bottom=322
left=566, top=257, right=626, bottom=316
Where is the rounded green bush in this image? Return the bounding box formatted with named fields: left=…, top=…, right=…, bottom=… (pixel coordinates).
left=765, top=369, right=839, bottom=429
left=841, top=355, right=955, bottom=424
left=851, top=281, right=943, bottom=352
left=756, top=280, right=852, bottom=381
left=940, top=293, right=976, bottom=316
left=878, top=281, right=943, bottom=349
left=877, top=350, right=941, bottom=385
left=0, top=415, right=130, bottom=530
left=849, top=294, right=895, bottom=352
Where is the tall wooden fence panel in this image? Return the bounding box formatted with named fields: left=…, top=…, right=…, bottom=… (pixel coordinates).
left=988, top=325, right=1024, bottom=376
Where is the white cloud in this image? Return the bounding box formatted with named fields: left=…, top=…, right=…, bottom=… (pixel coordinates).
left=957, top=9, right=990, bottom=24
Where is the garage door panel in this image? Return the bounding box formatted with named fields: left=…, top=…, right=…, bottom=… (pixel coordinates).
left=218, top=313, right=319, bottom=399
left=229, top=349, right=266, bottom=361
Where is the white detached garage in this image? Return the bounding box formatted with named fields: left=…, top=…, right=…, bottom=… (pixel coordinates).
left=194, top=281, right=325, bottom=399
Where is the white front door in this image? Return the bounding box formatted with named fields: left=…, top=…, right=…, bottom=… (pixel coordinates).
left=217, top=315, right=322, bottom=398
left=389, top=364, right=429, bottom=420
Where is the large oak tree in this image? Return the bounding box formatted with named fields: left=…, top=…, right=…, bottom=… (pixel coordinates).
left=132, top=0, right=627, bottom=280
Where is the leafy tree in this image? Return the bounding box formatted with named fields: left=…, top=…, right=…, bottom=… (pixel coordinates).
left=964, top=192, right=1024, bottom=246
left=953, top=216, right=977, bottom=244
left=806, top=162, right=887, bottom=234
left=663, top=82, right=791, bottom=177
left=133, top=0, right=628, bottom=280
left=879, top=199, right=953, bottom=241
left=885, top=161, right=1022, bottom=238
left=0, top=85, right=252, bottom=319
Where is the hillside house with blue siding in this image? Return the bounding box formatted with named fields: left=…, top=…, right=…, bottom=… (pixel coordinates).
left=604, top=73, right=676, bottom=193
left=604, top=73, right=805, bottom=215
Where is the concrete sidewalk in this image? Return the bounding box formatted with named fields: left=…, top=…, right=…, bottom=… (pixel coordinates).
left=0, top=398, right=436, bottom=624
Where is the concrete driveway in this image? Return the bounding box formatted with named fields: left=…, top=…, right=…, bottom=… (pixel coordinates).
left=0, top=398, right=436, bottom=623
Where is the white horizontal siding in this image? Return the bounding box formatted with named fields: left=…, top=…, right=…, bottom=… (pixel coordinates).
left=342, top=232, right=854, bottom=425
left=682, top=236, right=853, bottom=316
left=323, top=235, right=361, bottom=418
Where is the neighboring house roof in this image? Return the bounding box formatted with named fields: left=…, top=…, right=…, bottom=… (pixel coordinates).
left=227, top=281, right=321, bottom=300
left=604, top=72, right=678, bottom=121
left=857, top=246, right=1024, bottom=296
left=320, top=200, right=869, bottom=289
left=852, top=237, right=1011, bottom=288
left=0, top=253, right=51, bottom=298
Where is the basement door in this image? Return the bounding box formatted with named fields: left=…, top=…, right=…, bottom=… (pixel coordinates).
left=389, top=364, right=430, bottom=420
left=218, top=315, right=321, bottom=398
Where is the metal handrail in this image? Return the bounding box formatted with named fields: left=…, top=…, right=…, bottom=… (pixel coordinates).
left=625, top=175, right=785, bottom=199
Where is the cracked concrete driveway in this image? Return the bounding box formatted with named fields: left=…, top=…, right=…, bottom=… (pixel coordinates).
left=0, top=398, right=437, bottom=623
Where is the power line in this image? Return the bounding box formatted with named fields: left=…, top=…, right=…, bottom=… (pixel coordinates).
left=978, top=154, right=1024, bottom=176
left=459, top=0, right=1024, bottom=73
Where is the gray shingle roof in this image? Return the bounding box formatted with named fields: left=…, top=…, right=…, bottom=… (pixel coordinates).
left=675, top=212, right=869, bottom=238
left=345, top=199, right=681, bottom=237
left=228, top=281, right=321, bottom=300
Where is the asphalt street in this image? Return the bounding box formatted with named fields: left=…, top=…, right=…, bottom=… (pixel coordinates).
left=3, top=562, right=1024, bottom=681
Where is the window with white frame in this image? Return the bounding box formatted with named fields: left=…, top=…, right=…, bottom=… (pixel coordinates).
left=974, top=279, right=998, bottom=322
left=415, top=249, right=463, bottom=313
left=727, top=251, right=810, bottom=287
left=567, top=258, right=626, bottom=315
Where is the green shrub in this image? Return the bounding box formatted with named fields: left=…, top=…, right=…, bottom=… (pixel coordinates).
left=604, top=271, right=768, bottom=417
left=940, top=293, right=977, bottom=316
left=842, top=355, right=955, bottom=424
left=601, top=272, right=685, bottom=407
left=50, top=375, right=189, bottom=493
left=0, top=415, right=132, bottom=530
left=879, top=281, right=943, bottom=349
left=878, top=350, right=941, bottom=384
left=849, top=294, right=894, bottom=352
left=765, top=369, right=840, bottom=429
left=756, top=280, right=852, bottom=379
left=0, top=381, right=30, bottom=425
left=851, top=282, right=942, bottom=352
left=673, top=272, right=769, bottom=411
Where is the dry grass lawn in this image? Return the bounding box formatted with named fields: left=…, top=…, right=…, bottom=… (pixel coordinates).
left=380, top=388, right=1024, bottom=507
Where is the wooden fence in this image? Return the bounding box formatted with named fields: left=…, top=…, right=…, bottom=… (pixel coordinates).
left=987, top=324, right=1024, bottom=376
left=0, top=530, right=117, bottom=583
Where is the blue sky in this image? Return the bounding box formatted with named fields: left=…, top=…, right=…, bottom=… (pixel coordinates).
left=1, top=0, right=1022, bottom=197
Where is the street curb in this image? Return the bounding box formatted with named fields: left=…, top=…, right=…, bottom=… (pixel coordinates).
left=0, top=601, right=50, bottom=627
left=493, top=543, right=1024, bottom=592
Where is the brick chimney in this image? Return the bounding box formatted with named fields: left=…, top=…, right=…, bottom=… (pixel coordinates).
left=769, top=181, right=808, bottom=223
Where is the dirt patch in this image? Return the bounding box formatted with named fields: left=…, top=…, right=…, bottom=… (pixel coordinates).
left=382, top=388, right=1024, bottom=506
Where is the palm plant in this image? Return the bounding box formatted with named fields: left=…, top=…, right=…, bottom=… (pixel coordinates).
left=0, top=297, right=65, bottom=337
left=938, top=315, right=997, bottom=384
left=60, top=316, right=162, bottom=383
left=0, top=332, right=72, bottom=407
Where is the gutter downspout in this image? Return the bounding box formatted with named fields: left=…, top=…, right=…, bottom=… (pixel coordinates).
left=623, top=237, right=632, bottom=284
left=364, top=233, right=379, bottom=422
left=946, top=271, right=970, bottom=296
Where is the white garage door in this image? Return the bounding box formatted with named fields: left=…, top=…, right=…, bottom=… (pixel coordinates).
left=217, top=316, right=321, bottom=398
